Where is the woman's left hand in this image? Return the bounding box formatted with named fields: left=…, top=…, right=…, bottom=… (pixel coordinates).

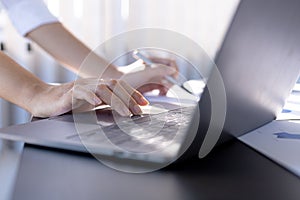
left=119, top=58, right=179, bottom=95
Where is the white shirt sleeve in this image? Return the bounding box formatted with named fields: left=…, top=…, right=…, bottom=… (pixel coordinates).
left=1, top=0, right=58, bottom=36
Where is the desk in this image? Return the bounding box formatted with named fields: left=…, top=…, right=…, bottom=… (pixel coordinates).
left=4, top=139, right=299, bottom=200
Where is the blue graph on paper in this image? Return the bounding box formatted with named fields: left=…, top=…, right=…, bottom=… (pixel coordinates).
left=281, top=109, right=292, bottom=113
left=274, top=132, right=300, bottom=140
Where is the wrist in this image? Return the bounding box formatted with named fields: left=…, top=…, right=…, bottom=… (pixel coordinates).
left=25, top=83, right=52, bottom=117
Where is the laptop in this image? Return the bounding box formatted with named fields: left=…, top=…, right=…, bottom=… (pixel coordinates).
left=1, top=0, right=300, bottom=171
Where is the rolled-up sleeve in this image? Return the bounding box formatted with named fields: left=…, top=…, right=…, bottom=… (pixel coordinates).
left=1, top=0, right=58, bottom=36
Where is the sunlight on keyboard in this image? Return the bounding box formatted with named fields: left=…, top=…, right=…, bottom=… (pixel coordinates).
left=140, top=104, right=169, bottom=115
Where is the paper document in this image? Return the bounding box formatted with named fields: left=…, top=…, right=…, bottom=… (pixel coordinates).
left=277, top=83, right=300, bottom=120
left=239, top=120, right=300, bottom=177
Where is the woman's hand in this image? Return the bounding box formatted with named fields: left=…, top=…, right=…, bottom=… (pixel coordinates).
left=28, top=78, right=149, bottom=118
left=119, top=58, right=179, bottom=95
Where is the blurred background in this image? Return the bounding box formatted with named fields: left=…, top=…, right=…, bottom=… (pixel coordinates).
left=0, top=0, right=239, bottom=127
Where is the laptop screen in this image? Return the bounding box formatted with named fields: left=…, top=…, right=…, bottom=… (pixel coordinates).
left=205, top=0, right=300, bottom=137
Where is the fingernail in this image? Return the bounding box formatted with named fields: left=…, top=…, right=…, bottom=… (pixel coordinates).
left=133, top=105, right=142, bottom=114
left=140, top=96, right=149, bottom=105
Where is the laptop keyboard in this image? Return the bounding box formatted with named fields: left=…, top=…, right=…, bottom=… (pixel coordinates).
left=68, top=106, right=196, bottom=153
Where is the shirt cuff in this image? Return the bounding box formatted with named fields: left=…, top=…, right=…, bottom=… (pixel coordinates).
left=4, top=0, right=58, bottom=36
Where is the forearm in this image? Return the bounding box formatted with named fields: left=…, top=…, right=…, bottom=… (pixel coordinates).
left=0, top=52, right=48, bottom=114
left=26, top=22, right=122, bottom=79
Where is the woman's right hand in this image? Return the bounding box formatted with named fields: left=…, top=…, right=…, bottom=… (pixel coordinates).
left=28, top=78, right=149, bottom=118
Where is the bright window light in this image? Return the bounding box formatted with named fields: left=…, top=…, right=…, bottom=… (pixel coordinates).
left=73, top=0, right=83, bottom=19
left=46, top=0, right=60, bottom=17
left=121, top=0, right=129, bottom=20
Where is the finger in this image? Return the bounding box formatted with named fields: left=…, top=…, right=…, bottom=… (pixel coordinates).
left=137, top=83, right=164, bottom=93
left=120, top=64, right=176, bottom=90
left=107, top=80, right=143, bottom=115
left=108, top=80, right=142, bottom=115
left=149, top=64, right=177, bottom=77
left=132, top=64, right=176, bottom=86
left=149, top=57, right=174, bottom=65
left=142, top=75, right=173, bottom=89
left=149, top=57, right=179, bottom=78
left=118, top=80, right=149, bottom=106
left=96, top=84, right=131, bottom=116
left=159, top=87, right=169, bottom=96
left=72, top=85, right=102, bottom=108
